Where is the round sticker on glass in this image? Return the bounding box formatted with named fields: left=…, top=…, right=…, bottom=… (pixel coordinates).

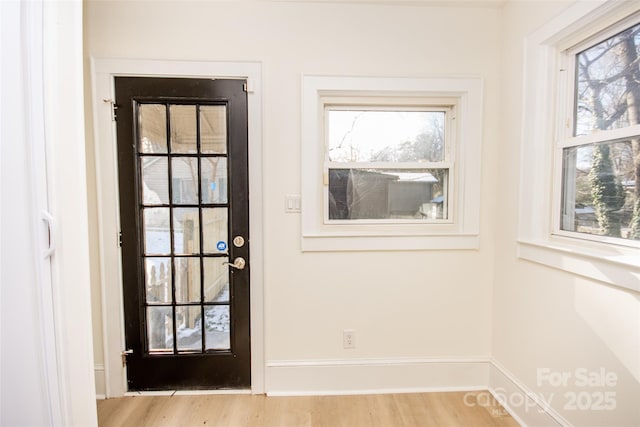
left=216, top=241, right=227, bottom=252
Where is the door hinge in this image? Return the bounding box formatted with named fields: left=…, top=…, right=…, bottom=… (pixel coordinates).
left=103, top=98, right=118, bottom=121
left=243, top=79, right=255, bottom=93
left=118, top=231, right=123, bottom=247
left=121, top=349, right=133, bottom=367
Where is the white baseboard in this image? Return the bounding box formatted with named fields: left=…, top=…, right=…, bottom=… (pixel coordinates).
left=265, top=356, right=568, bottom=425
left=266, top=357, right=491, bottom=396
left=94, top=364, right=106, bottom=399
left=94, top=354, right=569, bottom=426
left=488, top=359, right=569, bottom=427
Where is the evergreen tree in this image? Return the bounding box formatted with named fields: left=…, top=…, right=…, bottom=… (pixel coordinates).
left=629, top=198, right=640, bottom=238
left=588, top=144, right=626, bottom=236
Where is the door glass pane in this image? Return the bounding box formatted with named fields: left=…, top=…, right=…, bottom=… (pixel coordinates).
left=145, top=257, right=171, bottom=303
left=173, top=208, right=200, bottom=255
left=147, top=306, right=173, bottom=353
left=170, top=105, right=197, bottom=153
left=171, top=157, right=198, bottom=204
left=175, top=257, right=201, bottom=303
left=139, top=104, right=167, bottom=154
left=200, top=105, right=227, bottom=154
left=201, top=158, right=227, bottom=204
left=176, top=306, right=202, bottom=352
left=141, top=157, right=169, bottom=204
left=144, top=208, right=171, bottom=255
left=205, top=305, right=230, bottom=350
left=204, top=257, right=229, bottom=302
left=202, top=208, right=228, bottom=253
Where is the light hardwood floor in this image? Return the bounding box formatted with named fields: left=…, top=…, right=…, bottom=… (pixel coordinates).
left=97, top=391, right=520, bottom=427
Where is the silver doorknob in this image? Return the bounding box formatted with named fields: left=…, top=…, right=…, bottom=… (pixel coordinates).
left=224, top=257, right=246, bottom=270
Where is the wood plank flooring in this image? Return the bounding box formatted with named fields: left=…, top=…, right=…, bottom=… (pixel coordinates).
left=97, top=391, right=520, bottom=426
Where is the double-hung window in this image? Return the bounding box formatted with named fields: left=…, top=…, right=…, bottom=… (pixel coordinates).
left=558, top=15, right=640, bottom=247
left=301, top=76, right=483, bottom=252
left=518, top=0, right=640, bottom=292
left=325, top=104, right=453, bottom=223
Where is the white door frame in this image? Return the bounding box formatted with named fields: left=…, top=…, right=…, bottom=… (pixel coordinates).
left=90, top=58, right=264, bottom=397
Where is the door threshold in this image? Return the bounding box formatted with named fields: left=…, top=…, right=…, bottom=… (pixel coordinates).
left=125, top=389, right=252, bottom=397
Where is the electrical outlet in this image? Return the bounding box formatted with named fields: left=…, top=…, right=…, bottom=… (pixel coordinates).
left=343, top=329, right=355, bottom=349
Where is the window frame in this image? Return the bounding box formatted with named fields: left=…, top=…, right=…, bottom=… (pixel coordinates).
left=517, top=0, right=640, bottom=292
left=552, top=14, right=640, bottom=249
left=323, top=102, right=456, bottom=225
left=301, top=75, right=483, bottom=252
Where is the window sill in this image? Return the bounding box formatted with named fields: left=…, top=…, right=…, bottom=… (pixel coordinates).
left=517, top=238, right=640, bottom=293
left=301, top=233, right=479, bottom=252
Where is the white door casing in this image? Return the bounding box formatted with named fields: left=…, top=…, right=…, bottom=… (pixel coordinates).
left=90, top=59, right=264, bottom=397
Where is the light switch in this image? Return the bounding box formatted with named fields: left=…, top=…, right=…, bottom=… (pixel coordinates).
left=285, top=194, right=301, bottom=213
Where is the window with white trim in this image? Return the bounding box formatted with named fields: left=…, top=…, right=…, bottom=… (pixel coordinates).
left=557, top=14, right=640, bottom=247
left=325, top=103, right=453, bottom=223
left=301, top=76, right=483, bottom=252
left=518, top=0, right=640, bottom=292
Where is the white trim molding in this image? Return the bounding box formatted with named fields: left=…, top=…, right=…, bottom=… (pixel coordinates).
left=517, top=0, right=640, bottom=293
left=518, top=240, right=640, bottom=293
left=488, top=359, right=569, bottom=427
left=265, top=357, right=578, bottom=425
left=94, top=364, right=106, bottom=400
left=265, top=357, right=490, bottom=396
left=90, top=58, right=264, bottom=396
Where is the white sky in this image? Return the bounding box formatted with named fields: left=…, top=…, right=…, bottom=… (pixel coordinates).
left=328, top=110, right=441, bottom=162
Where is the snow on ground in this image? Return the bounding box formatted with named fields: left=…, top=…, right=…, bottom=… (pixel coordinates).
left=144, top=229, right=232, bottom=351
left=164, top=283, right=231, bottom=351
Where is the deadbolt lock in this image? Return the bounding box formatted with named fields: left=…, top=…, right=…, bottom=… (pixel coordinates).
left=233, top=236, right=245, bottom=248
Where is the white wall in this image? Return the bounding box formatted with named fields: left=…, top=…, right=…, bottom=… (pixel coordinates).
left=84, top=2, right=640, bottom=425
left=1, top=3, right=53, bottom=424
left=85, top=0, right=501, bottom=394
left=495, top=1, right=640, bottom=426
left=2, top=1, right=97, bottom=425
left=43, top=1, right=98, bottom=424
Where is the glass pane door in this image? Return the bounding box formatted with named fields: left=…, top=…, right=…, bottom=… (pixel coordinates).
left=139, top=102, right=231, bottom=354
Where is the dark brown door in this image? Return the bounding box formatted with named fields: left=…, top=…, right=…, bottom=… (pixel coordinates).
left=115, top=77, right=250, bottom=390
